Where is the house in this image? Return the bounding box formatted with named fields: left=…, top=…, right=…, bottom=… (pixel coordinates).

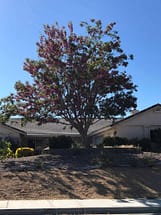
left=0, top=123, right=26, bottom=145
left=91, top=103, right=161, bottom=145
left=4, top=103, right=161, bottom=149
left=7, top=119, right=81, bottom=150
left=6, top=119, right=112, bottom=150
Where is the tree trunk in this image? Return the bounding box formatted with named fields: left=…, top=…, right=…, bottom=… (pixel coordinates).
left=80, top=130, right=90, bottom=148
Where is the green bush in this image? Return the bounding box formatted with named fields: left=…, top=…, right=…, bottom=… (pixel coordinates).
left=102, top=136, right=128, bottom=147
left=4, top=137, right=21, bottom=153
left=114, top=137, right=129, bottom=146
left=102, top=137, right=114, bottom=147
left=49, top=136, right=57, bottom=149
left=129, top=138, right=139, bottom=147
left=138, top=138, right=151, bottom=152
left=49, top=135, right=74, bottom=149
left=0, top=140, right=14, bottom=160
left=15, top=147, right=34, bottom=158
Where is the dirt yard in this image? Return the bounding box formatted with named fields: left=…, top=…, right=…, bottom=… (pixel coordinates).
left=0, top=148, right=161, bottom=200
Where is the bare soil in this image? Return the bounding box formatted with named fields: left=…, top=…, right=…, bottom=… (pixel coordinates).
left=0, top=148, right=161, bottom=200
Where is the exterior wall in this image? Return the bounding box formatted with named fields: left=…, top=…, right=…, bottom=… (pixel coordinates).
left=114, top=107, right=161, bottom=140
left=114, top=125, right=144, bottom=139
left=91, top=129, right=114, bottom=145
left=0, top=124, right=21, bottom=142
left=92, top=105, right=161, bottom=144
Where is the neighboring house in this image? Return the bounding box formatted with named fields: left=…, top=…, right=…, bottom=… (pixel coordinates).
left=4, top=103, right=161, bottom=149
left=91, top=103, right=161, bottom=145
left=8, top=120, right=81, bottom=150
left=0, top=123, right=26, bottom=145
left=6, top=119, right=112, bottom=150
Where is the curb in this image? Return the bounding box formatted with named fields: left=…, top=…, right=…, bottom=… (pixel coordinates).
left=0, top=199, right=161, bottom=214
left=0, top=207, right=161, bottom=215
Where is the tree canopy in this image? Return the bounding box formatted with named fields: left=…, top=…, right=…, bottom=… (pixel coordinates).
left=0, top=19, right=137, bottom=147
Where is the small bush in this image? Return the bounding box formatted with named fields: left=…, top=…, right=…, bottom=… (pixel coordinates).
left=0, top=140, right=14, bottom=160
left=102, top=137, right=114, bottom=147
left=15, top=147, right=34, bottom=158
left=49, top=135, right=74, bottom=149
left=114, top=137, right=129, bottom=146
left=97, top=143, right=103, bottom=148
left=3, top=137, right=21, bottom=153
left=138, top=138, right=151, bottom=152
left=129, top=138, right=139, bottom=147
left=102, top=136, right=129, bottom=147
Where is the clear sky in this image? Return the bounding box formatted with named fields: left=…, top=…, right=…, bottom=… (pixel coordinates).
left=0, top=0, right=161, bottom=111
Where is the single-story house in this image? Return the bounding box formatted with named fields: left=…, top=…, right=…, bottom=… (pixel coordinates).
left=2, top=103, right=161, bottom=149
left=91, top=103, right=161, bottom=145
left=6, top=118, right=112, bottom=150
left=7, top=119, right=82, bottom=150
left=0, top=123, right=26, bottom=144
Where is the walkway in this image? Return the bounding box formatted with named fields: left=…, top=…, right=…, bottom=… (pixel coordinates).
left=0, top=198, right=161, bottom=214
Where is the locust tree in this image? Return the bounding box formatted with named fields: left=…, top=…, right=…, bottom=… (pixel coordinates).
left=0, top=19, right=137, bottom=148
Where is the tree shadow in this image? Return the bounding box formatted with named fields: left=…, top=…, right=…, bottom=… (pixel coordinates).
left=3, top=148, right=161, bottom=171
left=1, top=149, right=161, bottom=199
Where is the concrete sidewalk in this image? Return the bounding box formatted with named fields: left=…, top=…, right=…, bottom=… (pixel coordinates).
left=0, top=198, right=161, bottom=214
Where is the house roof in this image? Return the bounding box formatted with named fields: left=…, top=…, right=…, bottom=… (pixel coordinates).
left=7, top=104, right=161, bottom=137
left=7, top=119, right=79, bottom=137
left=89, top=118, right=121, bottom=136
left=6, top=118, right=113, bottom=137
left=112, top=103, right=161, bottom=127
left=89, top=103, right=161, bottom=136
left=1, top=123, right=26, bottom=135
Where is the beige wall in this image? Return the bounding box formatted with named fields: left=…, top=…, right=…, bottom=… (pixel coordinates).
left=114, top=125, right=144, bottom=139
left=114, top=107, right=161, bottom=139
left=93, top=105, right=161, bottom=144
left=91, top=128, right=114, bottom=145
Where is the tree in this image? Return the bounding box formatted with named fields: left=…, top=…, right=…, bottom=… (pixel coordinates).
left=0, top=19, right=137, bottom=148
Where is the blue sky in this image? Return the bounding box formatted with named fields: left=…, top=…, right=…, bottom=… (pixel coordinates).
left=0, top=0, right=161, bottom=111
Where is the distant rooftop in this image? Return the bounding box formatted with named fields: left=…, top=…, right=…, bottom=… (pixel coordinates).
left=6, top=118, right=114, bottom=137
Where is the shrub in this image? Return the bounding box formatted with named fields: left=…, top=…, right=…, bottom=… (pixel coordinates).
left=49, top=135, right=74, bottom=149
left=129, top=138, right=139, bottom=147
left=138, top=138, right=151, bottom=152
left=0, top=140, right=14, bottom=160
left=102, top=136, right=129, bottom=147
left=3, top=137, right=23, bottom=153
left=114, top=137, right=129, bottom=146
left=97, top=143, right=103, bottom=148
left=49, top=136, right=57, bottom=149
left=102, top=137, right=114, bottom=147
left=15, top=147, right=34, bottom=158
